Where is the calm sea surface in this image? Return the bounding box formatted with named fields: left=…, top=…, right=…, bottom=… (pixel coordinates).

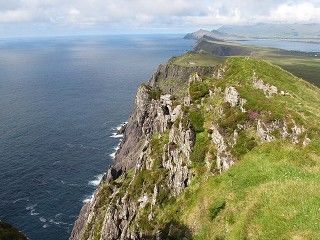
left=0, top=35, right=193, bottom=240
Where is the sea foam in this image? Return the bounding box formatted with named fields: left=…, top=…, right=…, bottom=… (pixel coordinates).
left=83, top=122, right=125, bottom=204
left=88, top=174, right=103, bottom=186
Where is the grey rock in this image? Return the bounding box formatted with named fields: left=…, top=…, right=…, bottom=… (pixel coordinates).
left=188, top=72, right=202, bottom=83
left=224, top=86, right=240, bottom=107
left=252, top=72, right=278, bottom=97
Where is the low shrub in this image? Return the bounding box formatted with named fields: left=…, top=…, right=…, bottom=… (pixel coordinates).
left=189, top=81, right=209, bottom=102
left=191, top=132, right=210, bottom=165
left=209, top=200, right=226, bottom=220
left=232, top=131, right=257, bottom=157
left=189, top=109, right=205, bottom=133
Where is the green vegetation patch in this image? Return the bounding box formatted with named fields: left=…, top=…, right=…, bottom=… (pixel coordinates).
left=158, top=78, right=188, bottom=99
left=231, top=131, right=257, bottom=158
left=190, top=132, right=210, bottom=165
left=218, top=102, right=248, bottom=134
left=172, top=53, right=223, bottom=67
left=208, top=199, right=226, bottom=220
left=189, top=108, right=205, bottom=133
left=189, top=81, right=209, bottom=102
left=158, top=141, right=320, bottom=240
left=150, top=132, right=169, bottom=168
left=221, top=57, right=320, bottom=129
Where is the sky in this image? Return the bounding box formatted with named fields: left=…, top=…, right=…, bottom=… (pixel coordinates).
left=0, top=0, right=320, bottom=37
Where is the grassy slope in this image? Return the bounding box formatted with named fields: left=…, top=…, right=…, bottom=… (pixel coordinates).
left=156, top=56, right=320, bottom=239
left=267, top=55, right=320, bottom=87
left=166, top=141, right=320, bottom=240
left=221, top=57, right=320, bottom=129
left=195, top=39, right=320, bottom=86
left=172, top=53, right=224, bottom=67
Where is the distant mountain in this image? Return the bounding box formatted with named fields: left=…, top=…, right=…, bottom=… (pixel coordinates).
left=184, top=29, right=233, bottom=40
left=218, top=23, right=320, bottom=39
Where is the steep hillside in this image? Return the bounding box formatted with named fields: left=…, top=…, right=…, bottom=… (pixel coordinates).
left=184, top=29, right=217, bottom=40
left=184, top=29, right=235, bottom=41
left=71, top=54, right=320, bottom=240
left=194, top=39, right=320, bottom=87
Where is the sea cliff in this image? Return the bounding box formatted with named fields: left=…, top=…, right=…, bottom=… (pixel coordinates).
left=71, top=53, right=320, bottom=240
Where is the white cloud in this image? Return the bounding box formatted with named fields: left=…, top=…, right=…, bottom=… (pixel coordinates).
left=270, top=2, right=320, bottom=22
left=0, top=9, right=32, bottom=22
left=0, top=0, right=319, bottom=31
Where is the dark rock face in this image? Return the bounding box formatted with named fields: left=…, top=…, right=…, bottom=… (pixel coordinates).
left=113, top=85, right=150, bottom=172
left=117, top=123, right=127, bottom=135
left=0, top=221, right=27, bottom=240
left=149, top=61, right=216, bottom=96
left=111, top=62, right=216, bottom=173
left=69, top=204, right=90, bottom=240
left=194, top=39, right=252, bottom=56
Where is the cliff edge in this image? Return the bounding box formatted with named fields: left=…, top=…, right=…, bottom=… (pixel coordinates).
left=71, top=53, right=320, bottom=240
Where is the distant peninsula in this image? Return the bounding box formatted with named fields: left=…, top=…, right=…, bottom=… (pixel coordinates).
left=185, top=23, right=320, bottom=40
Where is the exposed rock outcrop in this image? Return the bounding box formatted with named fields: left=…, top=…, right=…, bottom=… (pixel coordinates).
left=252, top=72, right=278, bottom=97
left=210, top=125, right=235, bottom=171
left=224, top=86, right=247, bottom=112
left=70, top=60, right=215, bottom=240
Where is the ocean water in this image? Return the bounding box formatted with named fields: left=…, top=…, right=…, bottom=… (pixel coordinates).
left=237, top=39, right=320, bottom=53
left=0, top=34, right=193, bottom=240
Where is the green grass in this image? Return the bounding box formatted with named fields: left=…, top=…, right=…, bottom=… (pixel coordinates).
left=261, top=54, right=320, bottom=87
left=189, top=108, right=205, bottom=133
left=208, top=199, right=226, bottom=220
left=196, top=39, right=320, bottom=86
left=150, top=132, right=169, bottom=168
left=190, top=132, right=210, bottom=165
left=219, top=57, right=320, bottom=129
left=231, top=131, right=257, bottom=158
left=158, top=77, right=188, bottom=99
left=172, top=53, right=224, bottom=67
left=218, top=102, right=248, bottom=134
left=82, top=54, right=320, bottom=240
left=158, top=141, right=320, bottom=240
left=189, top=81, right=209, bottom=102
left=154, top=55, right=320, bottom=239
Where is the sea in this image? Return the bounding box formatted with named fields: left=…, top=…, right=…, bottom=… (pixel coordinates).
left=0, top=34, right=193, bottom=240
left=1, top=34, right=320, bottom=240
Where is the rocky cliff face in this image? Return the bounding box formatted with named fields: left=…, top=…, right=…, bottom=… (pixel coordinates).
left=70, top=55, right=319, bottom=240
left=70, top=59, right=217, bottom=240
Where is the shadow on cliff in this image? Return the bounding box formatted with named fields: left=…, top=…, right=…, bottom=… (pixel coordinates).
left=0, top=221, right=27, bottom=240
left=143, top=220, right=193, bottom=240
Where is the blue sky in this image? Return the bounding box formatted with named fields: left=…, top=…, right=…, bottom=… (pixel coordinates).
left=0, top=0, right=320, bottom=37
